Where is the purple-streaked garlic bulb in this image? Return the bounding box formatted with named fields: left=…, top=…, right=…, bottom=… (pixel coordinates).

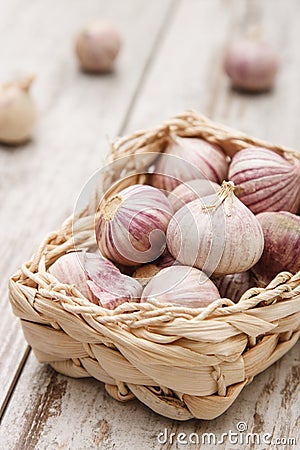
left=84, top=252, right=142, bottom=309
left=167, top=181, right=264, bottom=276
left=49, top=251, right=142, bottom=309
left=224, top=39, right=278, bottom=91
left=252, top=212, right=300, bottom=285
left=229, top=147, right=300, bottom=214
left=96, top=184, right=173, bottom=266
left=133, top=252, right=176, bottom=287
left=75, top=21, right=121, bottom=73
left=151, top=136, right=229, bottom=191
left=213, top=271, right=255, bottom=303
left=141, top=265, right=220, bottom=308
left=169, top=179, right=220, bottom=213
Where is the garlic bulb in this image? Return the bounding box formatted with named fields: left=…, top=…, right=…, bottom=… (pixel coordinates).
left=96, top=184, right=173, bottom=266
left=167, top=181, right=264, bottom=276
left=169, top=179, right=220, bottom=213
left=141, top=265, right=220, bottom=308
left=0, top=76, right=36, bottom=144
left=151, top=136, right=229, bottom=191
left=228, top=147, right=300, bottom=214
left=133, top=252, right=176, bottom=287
left=224, top=39, right=278, bottom=91
left=49, top=251, right=142, bottom=309
left=252, top=212, right=300, bottom=285
left=213, top=271, right=255, bottom=303
left=48, top=252, right=96, bottom=302
left=84, top=252, right=142, bottom=309
left=75, top=21, right=121, bottom=73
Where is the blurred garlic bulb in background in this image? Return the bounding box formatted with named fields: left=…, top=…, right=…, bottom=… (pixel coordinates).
left=75, top=21, right=122, bottom=73
left=0, top=75, right=36, bottom=144
left=224, top=38, right=279, bottom=91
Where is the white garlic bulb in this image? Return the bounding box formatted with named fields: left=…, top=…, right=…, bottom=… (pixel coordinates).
left=167, top=181, right=264, bottom=276
left=141, top=265, right=220, bottom=308
left=75, top=21, right=121, bottom=73
left=0, top=76, right=36, bottom=144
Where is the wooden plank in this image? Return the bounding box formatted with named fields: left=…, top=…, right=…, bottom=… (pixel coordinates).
left=1, top=0, right=299, bottom=449
left=0, top=0, right=174, bottom=418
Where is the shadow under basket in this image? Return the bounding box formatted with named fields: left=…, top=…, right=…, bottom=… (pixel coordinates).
left=9, top=111, right=300, bottom=421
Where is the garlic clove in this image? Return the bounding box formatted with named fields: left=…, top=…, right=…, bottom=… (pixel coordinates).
left=224, top=39, right=279, bottom=91
left=141, top=265, right=220, bottom=308
left=167, top=181, right=264, bottom=276
left=75, top=21, right=121, bottom=73
left=151, top=136, right=229, bottom=191
left=96, top=184, right=173, bottom=266
left=0, top=75, right=36, bottom=144
left=169, top=179, right=220, bottom=213
left=87, top=276, right=142, bottom=310
left=229, top=147, right=300, bottom=214
left=48, top=252, right=96, bottom=302
left=252, top=211, right=300, bottom=285
left=83, top=251, right=142, bottom=309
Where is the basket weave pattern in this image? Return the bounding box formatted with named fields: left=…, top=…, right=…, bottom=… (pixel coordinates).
left=9, top=112, right=300, bottom=420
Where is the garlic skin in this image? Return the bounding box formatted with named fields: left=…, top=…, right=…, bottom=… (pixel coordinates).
left=229, top=147, right=300, bottom=214
left=96, top=184, right=173, bottom=266
left=133, top=252, right=176, bottom=287
left=151, top=136, right=229, bottom=191
left=252, top=212, right=300, bottom=285
left=84, top=252, right=142, bottom=309
left=224, top=39, right=278, bottom=91
left=169, top=179, right=220, bottom=213
left=75, top=21, right=121, bottom=73
left=213, top=271, right=255, bottom=303
left=48, top=252, right=97, bottom=303
left=167, top=181, right=264, bottom=276
left=141, top=266, right=220, bottom=308
left=0, top=76, right=36, bottom=144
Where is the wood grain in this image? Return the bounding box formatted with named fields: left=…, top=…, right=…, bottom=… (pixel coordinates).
left=0, top=0, right=174, bottom=418
left=0, top=0, right=299, bottom=449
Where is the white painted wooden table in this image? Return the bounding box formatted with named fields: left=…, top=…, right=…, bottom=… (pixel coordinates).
left=0, top=1, right=299, bottom=449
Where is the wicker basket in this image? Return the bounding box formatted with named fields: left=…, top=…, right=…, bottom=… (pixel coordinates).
left=9, top=111, right=300, bottom=421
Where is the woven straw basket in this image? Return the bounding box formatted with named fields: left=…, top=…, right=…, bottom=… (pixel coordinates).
left=9, top=111, right=300, bottom=421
